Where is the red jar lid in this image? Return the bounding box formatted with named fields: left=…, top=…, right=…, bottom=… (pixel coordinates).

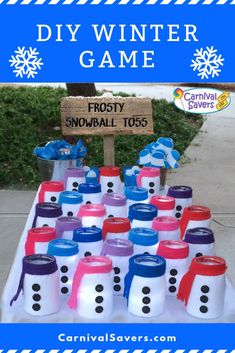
left=150, top=195, right=175, bottom=210
left=100, top=166, right=120, bottom=177
left=157, top=240, right=189, bottom=259
left=102, top=217, right=131, bottom=239
left=38, top=181, right=64, bottom=203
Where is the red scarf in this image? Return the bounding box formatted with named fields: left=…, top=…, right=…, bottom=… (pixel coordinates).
left=25, top=227, right=56, bottom=255
left=177, top=256, right=226, bottom=305
left=180, top=205, right=211, bottom=238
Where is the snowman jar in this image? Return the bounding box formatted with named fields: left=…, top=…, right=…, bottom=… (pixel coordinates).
left=32, top=202, right=63, bottom=228
left=184, top=227, right=215, bottom=262
left=129, top=203, right=158, bottom=229
left=102, top=217, right=131, bottom=241
left=68, top=256, right=113, bottom=319
left=58, top=191, right=83, bottom=217
left=167, top=186, right=193, bottom=220
left=25, top=227, right=57, bottom=256
left=78, top=204, right=106, bottom=228
left=55, top=216, right=82, bottom=240
left=10, top=254, right=60, bottom=316
left=47, top=239, right=79, bottom=295
left=64, top=167, right=86, bottom=192
left=125, top=186, right=149, bottom=209
left=129, top=228, right=158, bottom=255
left=124, top=254, right=166, bottom=317
left=136, top=167, right=160, bottom=198
left=101, top=238, right=133, bottom=295
left=152, top=216, right=181, bottom=241
left=150, top=195, right=175, bottom=217
left=100, top=166, right=122, bottom=194
left=102, top=193, right=127, bottom=218
left=157, top=240, right=189, bottom=296
left=78, top=183, right=102, bottom=205
left=73, top=227, right=103, bottom=258
left=38, top=181, right=64, bottom=204
left=178, top=256, right=227, bottom=319
left=180, top=205, right=212, bottom=239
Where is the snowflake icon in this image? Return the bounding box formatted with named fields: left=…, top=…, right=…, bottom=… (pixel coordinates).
left=191, top=46, right=224, bottom=80
left=9, top=47, right=43, bottom=79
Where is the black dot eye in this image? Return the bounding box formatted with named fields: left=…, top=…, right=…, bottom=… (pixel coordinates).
left=92, top=225, right=97, bottom=228
left=61, top=266, right=68, bottom=273
left=175, top=213, right=181, bottom=219
left=86, top=201, right=91, bottom=205
left=196, top=253, right=203, bottom=257
left=170, top=269, right=178, bottom=276
left=176, top=205, right=182, bottom=211
left=61, top=276, right=68, bottom=283
left=200, top=295, right=208, bottom=303
left=114, top=267, right=120, bottom=274
left=50, top=196, right=57, bottom=202
left=43, top=224, right=49, bottom=227
left=61, top=287, right=69, bottom=294
left=72, top=188, right=77, bottom=191
left=114, top=276, right=120, bottom=283
left=107, top=189, right=113, bottom=193
left=201, top=285, right=209, bottom=293
left=108, top=214, right=114, bottom=218
left=32, top=303, right=41, bottom=311
left=142, top=296, right=150, bottom=304
left=32, top=284, right=40, bottom=291
left=95, top=306, right=104, bottom=313
left=142, top=287, right=150, bottom=294
left=32, top=294, right=41, bottom=302
left=107, top=182, right=113, bottom=187
left=95, top=296, right=103, bottom=303
left=84, top=251, right=92, bottom=257
left=95, top=284, right=104, bottom=292
left=149, top=182, right=155, bottom=187
left=149, top=189, right=155, bottom=194
left=114, top=285, right=121, bottom=292
left=169, top=277, right=177, bottom=284
left=67, top=211, right=73, bottom=216
left=73, top=182, right=78, bottom=187
left=144, top=252, right=149, bottom=254
left=169, top=286, right=177, bottom=293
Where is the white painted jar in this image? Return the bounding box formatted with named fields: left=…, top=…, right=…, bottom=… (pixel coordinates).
left=125, top=186, right=149, bottom=209
left=10, top=254, right=60, bottom=316
left=124, top=254, right=166, bottom=317
left=100, top=166, right=122, bottom=194
left=178, top=256, right=227, bottom=319
left=129, top=228, right=158, bottom=255
left=68, top=256, right=113, bottom=319
left=102, top=193, right=127, bottom=218
left=150, top=195, right=175, bottom=217
left=78, top=204, right=106, bottom=228
left=25, top=227, right=57, bottom=256
left=152, top=216, right=181, bottom=241
left=64, top=167, right=86, bottom=192
left=102, top=217, right=131, bottom=241
left=58, top=191, right=83, bottom=217
left=157, top=240, right=189, bottom=296
left=55, top=216, right=82, bottom=240
left=129, top=203, right=158, bottom=229
left=47, top=239, right=79, bottom=295
left=136, top=167, right=161, bottom=198
left=73, top=227, right=103, bottom=258
left=101, top=238, right=134, bottom=295
left=78, top=183, right=102, bottom=205
left=184, top=227, right=216, bottom=263
left=38, top=181, right=64, bottom=204
left=180, top=206, right=212, bottom=239
left=167, top=186, right=193, bottom=220
left=32, top=202, right=63, bottom=228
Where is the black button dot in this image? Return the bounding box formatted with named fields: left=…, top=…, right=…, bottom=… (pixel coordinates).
left=144, top=252, right=149, bottom=254
left=61, top=265, right=68, bottom=273
left=114, top=267, right=120, bottom=274
left=50, top=196, right=57, bottom=202
left=32, top=303, right=41, bottom=311
left=170, top=269, right=178, bottom=276
left=149, top=182, right=155, bottom=187
left=72, top=188, right=77, bottom=191
left=108, top=214, right=114, bottom=218
left=95, top=306, right=104, bottom=313
left=169, top=277, right=177, bottom=284
left=95, top=296, right=104, bottom=303
left=95, top=284, right=104, bottom=292
left=107, top=182, right=113, bottom=187
left=200, top=295, right=209, bottom=303
left=43, top=224, right=49, bottom=227
left=142, top=296, right=151, bottom=304
left=201, top=285, right=209, bottom=293
left=149, top=189, right=155, bottom=194
left=32, top=294, right=41, bottom=302
left=92, top=225, right=97, bottom=228
left=114, top=276, right=120, bottom=283
left=107, top=189, right=113, bottom=193
left=200, top=305, right=208, bottom=313
left=73, top=182, right=78, bottom=187
left=114, top=285, right=121, bottom=292
left=142, top=306, right=150, bottom=314
left=67, top=211, right=73, bottom=216
left=86, top=201, right=91, bottom=205
left=169, top=286, right=177, bottom=293
left=61, top=287, right=69, bottom=294
left=196, top=252, right=203, bottom=257
left=176, top=205, right=182, bottom=211
left=84, top=251, right=92, bottom=257
left=175, top=213, right=181, bottom=219
left=32, top=284, right=40, bottom=292
left=61, top=276, right=68, bottom=283
left=142, top=287, right=150, bottom=294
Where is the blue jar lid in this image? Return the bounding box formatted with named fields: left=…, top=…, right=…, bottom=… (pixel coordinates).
left=78, top=183, right=101, bottom=194
left=129, top=254, right=166, bottom=278
left=58, top=191, right=83, bottom=205
left=129, top=227, right=158, bottom=246
left=47, top=239, right=78, bottom=256
left=73, top=227, right=102, bottom=243
left=125, top=186, right=148, bottom=201
left=129, top=203, right=158, bottom=222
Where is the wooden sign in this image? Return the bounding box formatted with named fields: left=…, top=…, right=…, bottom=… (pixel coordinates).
left=61, top=96, right=153, bottom=136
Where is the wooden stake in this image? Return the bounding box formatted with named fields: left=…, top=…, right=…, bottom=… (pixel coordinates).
left=103, top=135, right=115, bottom=166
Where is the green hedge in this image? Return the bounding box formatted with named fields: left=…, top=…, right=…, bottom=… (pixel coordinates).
left=0, top=86, right=203, bottom=189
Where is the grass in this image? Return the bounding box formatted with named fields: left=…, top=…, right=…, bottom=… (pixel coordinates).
left=0, top=86, right=203, bottom=189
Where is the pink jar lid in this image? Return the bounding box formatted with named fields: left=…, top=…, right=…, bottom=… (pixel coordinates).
left=78, top=204, right=106, bottom=218
left=150, top=195, right=175, bottom=210
left=152, top=216, right=179, bottom=231
left=139, top=166, right=160, bottom=177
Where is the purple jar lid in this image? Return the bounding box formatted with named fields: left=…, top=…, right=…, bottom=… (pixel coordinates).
left=102, top=193, right=127, bottom=206
left=64, top=167, right=85, bottom=180
left=32, top=203, right=63, bottom=227
left=56, top=216, right=82, bottom=238
left=184, top=227, right=215, bottom=244
left=167, top=185, right=192, bottom=199
left=101, top=238, right=133, bottom=256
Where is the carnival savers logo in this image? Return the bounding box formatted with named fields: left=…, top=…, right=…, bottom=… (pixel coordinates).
left=173, top=87, right=231, bottom=114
